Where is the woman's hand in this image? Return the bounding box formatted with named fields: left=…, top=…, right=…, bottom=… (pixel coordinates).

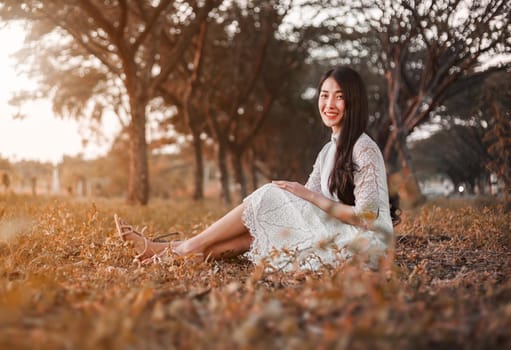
left=273, top=180, right=359, bottom=227
left=272, top=181, right=314, bottom=202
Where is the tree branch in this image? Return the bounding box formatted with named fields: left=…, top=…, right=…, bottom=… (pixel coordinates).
left=132, top=0, right=173, bottom=53
left=77, top=0, right=117, bottom=40
left=151, top=0, right=219, bottom=92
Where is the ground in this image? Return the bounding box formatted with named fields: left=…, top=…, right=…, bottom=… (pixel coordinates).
left=0, top=194, right=510, bottom=349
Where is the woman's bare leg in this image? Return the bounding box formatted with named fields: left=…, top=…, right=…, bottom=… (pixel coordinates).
left=203, top=232, right=252, bottom=260
left=119, top=203, right=251, bottom=261
left=175, top=203, right=250, bottom=257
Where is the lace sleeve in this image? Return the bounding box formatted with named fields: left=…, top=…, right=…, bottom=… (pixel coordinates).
left=352, top=136, right=382, bottom=218
left=305, top=153, right=321, bottom=193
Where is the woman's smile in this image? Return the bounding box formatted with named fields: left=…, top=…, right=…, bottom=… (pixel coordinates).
left=318, top=77, right=346, bottom=134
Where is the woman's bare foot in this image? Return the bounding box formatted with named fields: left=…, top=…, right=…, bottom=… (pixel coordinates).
left=137, top=239, right=172, bottom=262
left=173, top=240, right=205, bottom=262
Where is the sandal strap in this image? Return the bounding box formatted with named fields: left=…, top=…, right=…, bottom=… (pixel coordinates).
left=115, top=214, right=146, bottom=239
left=153, top=232, right=181, bottom=242
left=115, top=214, right=150, bottom=259
left=141, top=246, right=170, bottom=265
left=133, top=235, right=149, bottom=260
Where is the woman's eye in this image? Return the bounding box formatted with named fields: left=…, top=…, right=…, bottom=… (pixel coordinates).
left=337, top=95, right=344, bottom=100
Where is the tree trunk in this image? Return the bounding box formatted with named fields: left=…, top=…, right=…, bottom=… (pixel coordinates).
left=249, top=149, right=259, bottom=191
left=191, top=129, right=204, bottom=200
left=183, top=21, right=207, bottom=200
left=127, top=106, right=149, bottom=205
left=183, top=99, right=204, bottom=200
left=218, top=140, right=231, bottom=205
left=477, top=176, right=486, bottom=195
left=382, top=61, right=425, bottom=208
left=381, top=93, right=425, bottom=208
left=466, top=181, right=475, bottom=195
left=231, top=148, right=248, bottom=199
left=387, top=135, right=425, bottom=209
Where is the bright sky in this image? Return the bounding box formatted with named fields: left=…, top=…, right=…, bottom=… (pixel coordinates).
left=0, top=23, right=114, bottom=165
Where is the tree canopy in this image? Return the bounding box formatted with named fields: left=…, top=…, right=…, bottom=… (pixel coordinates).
left=1, top=0, right=510, bottom=204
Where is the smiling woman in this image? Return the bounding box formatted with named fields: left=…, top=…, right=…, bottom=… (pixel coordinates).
left=0, top=23, right=109, bottom=164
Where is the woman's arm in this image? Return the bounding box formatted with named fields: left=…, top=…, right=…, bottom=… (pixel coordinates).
left=272, top=181, right=363, bottom=227
left=304, top=145, right=324, bottom=193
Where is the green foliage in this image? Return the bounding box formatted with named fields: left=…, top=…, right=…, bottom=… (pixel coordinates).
left=0, top=195, right=510, bottom=349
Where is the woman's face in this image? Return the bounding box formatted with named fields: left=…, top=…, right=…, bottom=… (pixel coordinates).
left=318, top=76, right=345, bottom=134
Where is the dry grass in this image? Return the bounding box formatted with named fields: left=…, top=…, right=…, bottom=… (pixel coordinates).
left=0, top=193, right=510, bottom=349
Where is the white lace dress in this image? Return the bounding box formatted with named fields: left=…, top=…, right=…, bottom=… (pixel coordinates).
left=242, top=133, right=394, bottom=271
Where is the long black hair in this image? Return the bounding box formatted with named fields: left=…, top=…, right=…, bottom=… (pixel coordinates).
left=318, top=67, right=367, bottom=205
left=318, top=66, right=401, bottom=225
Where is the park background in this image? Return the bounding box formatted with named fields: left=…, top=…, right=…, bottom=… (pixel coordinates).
left=0, top=0, right=510, bottom=349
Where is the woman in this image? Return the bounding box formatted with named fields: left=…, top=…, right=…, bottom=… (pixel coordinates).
left=115, top=66, right=397, bottom=271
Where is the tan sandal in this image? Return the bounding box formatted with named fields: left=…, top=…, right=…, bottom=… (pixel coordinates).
left=114, top=214, right=204, bottom=265
left=114, top=214, right=150, bottom=262
left=140, top=246, right=172, bottom=265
